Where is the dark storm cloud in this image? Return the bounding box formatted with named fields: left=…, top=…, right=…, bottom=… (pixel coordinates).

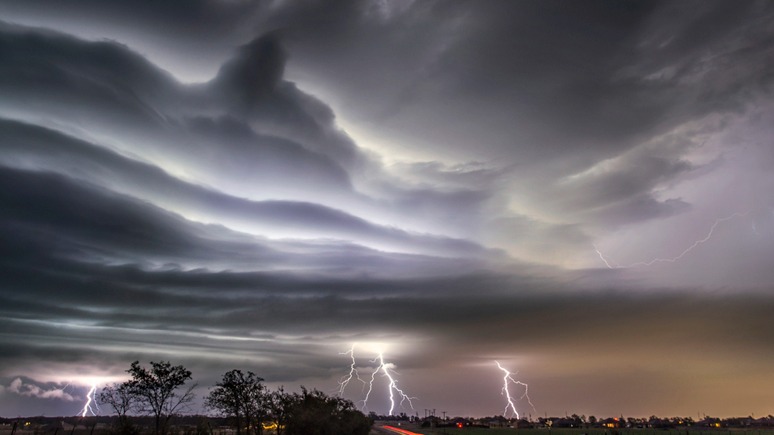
left=0, top=160, right=546, bottom=390
left=0, top=20, right=497, bottom=239
left=0, top=20, right=183, bottom=123
left=0, top=161, right=519, bottom=380
left=0, top=164, right=504, bottom=284
left=0, top=0, right=270, bottom=81
left=0, top=21, right=355, bottom=188
left=6, top=1, right=769, bottom=238
left=4, top=247, right=774, bottom=412
left=0, top=0, right=263, bottom=37
left=546, top=150, right=695, bottom=227
left=272, top=0, right=774, bottom=232
left=280, top=0, right=774, bottom=158
left=2, top=0, right=774, bottom=419
left=1, top=119, right=496, bottom=258
left=4, top=181, right=773, bottom=361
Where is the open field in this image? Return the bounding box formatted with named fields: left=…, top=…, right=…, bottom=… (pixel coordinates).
left=377, top=426, right=774, bottom=435
left=5, top=422, right=774, bottom=435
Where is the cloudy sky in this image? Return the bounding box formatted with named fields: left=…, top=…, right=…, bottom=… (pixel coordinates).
left=1, top=0, right=774, bottom=420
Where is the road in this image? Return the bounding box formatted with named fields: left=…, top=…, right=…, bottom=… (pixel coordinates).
left=371, top=424, right=425, bottom=435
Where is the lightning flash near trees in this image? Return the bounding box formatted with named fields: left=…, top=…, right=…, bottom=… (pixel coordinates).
left=495, top=361, right=534, bottom=419
left=85, top=362, right=372, bottom=435
left=80, top=384, right=99, bottom=417
left=337, top=345, right=416, bottom=416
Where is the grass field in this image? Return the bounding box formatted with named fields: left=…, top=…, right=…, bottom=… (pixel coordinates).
left=399, top=426, right=774, bottom=435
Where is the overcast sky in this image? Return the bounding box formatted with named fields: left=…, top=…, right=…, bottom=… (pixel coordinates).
left=1, top=0, right=774, bottom=420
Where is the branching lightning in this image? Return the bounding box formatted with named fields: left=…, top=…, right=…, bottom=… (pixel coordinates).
left=80, top=383, right=99, bottom=417
left=495, top=361, right=534, bottom=419
left=372, top=353, right=414, bottom=415
left=595, top=211, right=749, bottom=269
left=338, top=345, right=365, bottom=396
left=338, top=344, right=416, bottom=415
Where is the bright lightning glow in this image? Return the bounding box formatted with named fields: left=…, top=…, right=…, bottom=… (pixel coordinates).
left=338, top=345, right=365, bottom=396
left=595, top=212, right=749, bottom=269
left=338, top=344, right=416, bottom=415
left=374, top=353, right=414, bottom=415
left=80, top=383, right=99, bottom=417
left=495, top=361, right=534, bottom=419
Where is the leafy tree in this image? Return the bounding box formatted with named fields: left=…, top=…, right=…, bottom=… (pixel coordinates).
left=98, top=383, right=137, bottom=435
left=267, top=387, right=294, bottom=435
left=281, top=387, right=371, bottom=435
left=205, top=370, right=268, bottom=435
left=125, top=360, right=196, bottom=435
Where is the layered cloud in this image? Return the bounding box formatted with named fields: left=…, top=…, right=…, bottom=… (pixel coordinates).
left=1, top=0, right=773, bottom=419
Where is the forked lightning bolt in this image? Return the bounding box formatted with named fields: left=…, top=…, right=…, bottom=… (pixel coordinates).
left=81, top=383, right=99, bottom=417
left=368, top=353, right=414, bottom=415
left=495, top=361, right=534, bottom=419
left=596, top=212, right=749, bottom=269
left=338, top=346, right=365, bottom=396
left=338, top=345, right=416, bottom=415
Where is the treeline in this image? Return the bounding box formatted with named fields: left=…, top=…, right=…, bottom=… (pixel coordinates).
left=97, top=361, right=371, bottom=435
left=452, top=414, right=774, bottom=430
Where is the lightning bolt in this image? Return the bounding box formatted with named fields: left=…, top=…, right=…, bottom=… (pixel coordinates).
left=495, top=361, right=534, bottom=419
left=593, top=245, right=616, bottom=269
left=372, top=353, right=414, bottom=415
left=595, top=211, right=749, bottom=269
left=338, top=345, right=416, bottom=415
left=80, top=383, right=99, bottom=417
left=338, top=345, right=365, bottom=396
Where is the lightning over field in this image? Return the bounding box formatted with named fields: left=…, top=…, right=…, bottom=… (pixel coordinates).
left=80, top=384, right=99, bottom=417
left=495, top=361, right=534, bottom=419
left=338, top=345, right=415, bottom=415
left=1, top=0, right=774, bottom=420
left=338, top=346, right=365, bottom=397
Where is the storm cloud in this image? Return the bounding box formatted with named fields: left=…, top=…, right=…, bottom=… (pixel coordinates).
left=1, top=0, right=774, bottom=419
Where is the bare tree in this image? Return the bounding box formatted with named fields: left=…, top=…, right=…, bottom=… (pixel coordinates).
left=205, top=370, right=268, bottom=435
left=98, top=383, right=136, bottom=434
left=125, top=360, right=196, bottom=435
left=99, top=382, right=135, bottom=416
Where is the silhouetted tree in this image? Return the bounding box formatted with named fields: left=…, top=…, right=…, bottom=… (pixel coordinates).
left=281, top=387, right=371, bottom=435
left=98, top=383, right=137, bottom=435
left=267, top=387, right=293, bottom=435
left=205, top=370, right=268, bottom=435
left=125, top=360, right=195, bottom=435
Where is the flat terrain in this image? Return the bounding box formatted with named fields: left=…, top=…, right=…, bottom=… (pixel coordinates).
left=372, top=426, right=774, bottom=435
